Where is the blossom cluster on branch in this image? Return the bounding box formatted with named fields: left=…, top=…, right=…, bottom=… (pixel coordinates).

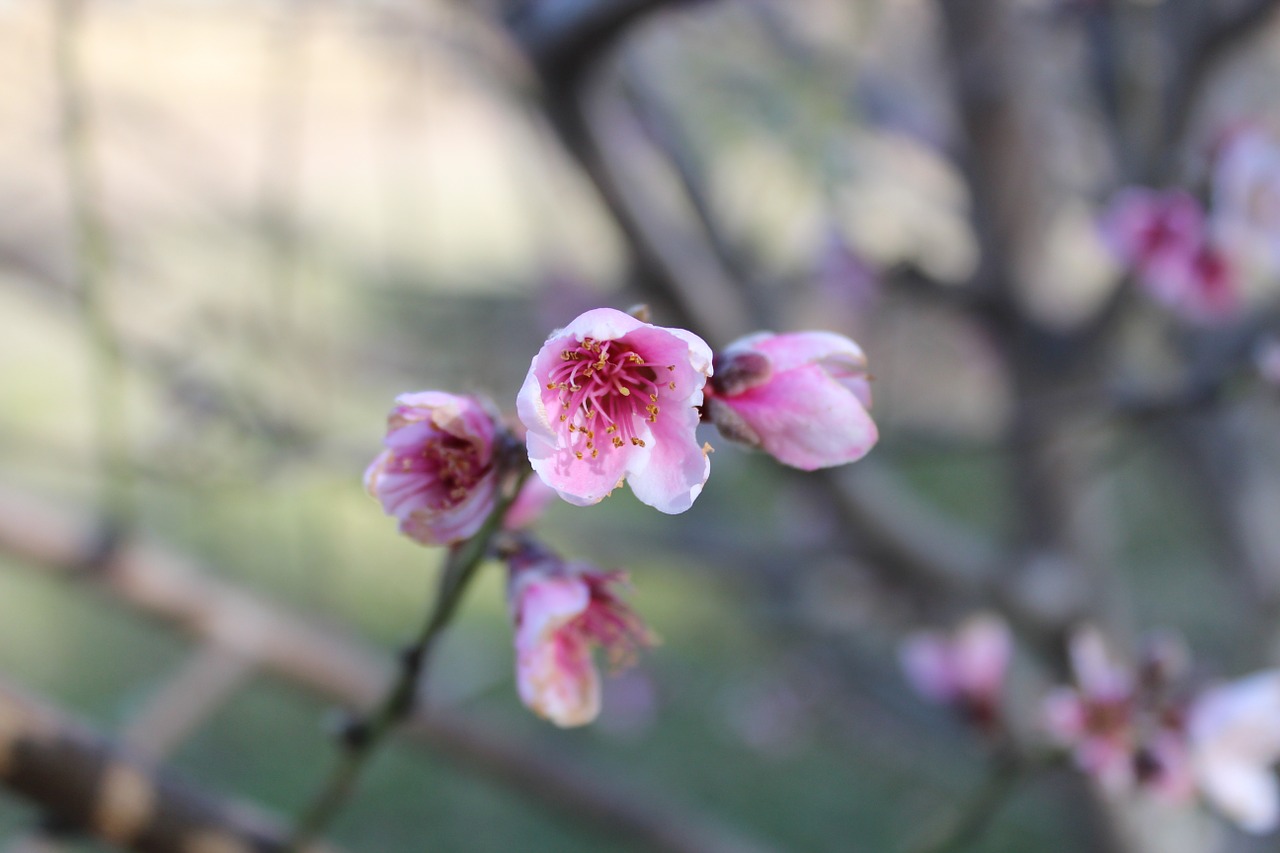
left=902, top=616, right=1280, bottom=834
left=365, top=307, right=878, bottom=727
left=1100, top=125, right=1280, bottom=324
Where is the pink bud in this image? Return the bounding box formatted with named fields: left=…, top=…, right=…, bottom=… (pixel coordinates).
left=364, top=392, right=499, bottom=546
left=508, top=554, right=653, bottom=728
left=901, top=614, right=1011, bottom=728
left=706, top=331, right=877, bottom=471
left=517, top=308, right=713, bottom=514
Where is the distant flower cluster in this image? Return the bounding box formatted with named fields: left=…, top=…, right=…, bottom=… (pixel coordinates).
left=1100, top=126, right=1280, bottom=324
left=901, top=616, right=1280, bottom=834
left=366, top=307, right=879, bottom=726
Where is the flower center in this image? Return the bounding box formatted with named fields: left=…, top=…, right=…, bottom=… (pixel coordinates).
left=397, top=432, right=485, bottom=505
left=544, top=337, right=677, bottom=461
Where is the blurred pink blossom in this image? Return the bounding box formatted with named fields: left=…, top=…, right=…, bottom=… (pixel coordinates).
left=1212, top=126, right=1280, bottom=278
left=517, top=308, right=713, bottom=514
left=503, top=477, right=557, bottom=531
left=364, top=392, right=499, bottom=546
left=1100, top=188, right=1239, bottom=323
left=508, top=552, right=653, bottom=728
left=900, top=613, right=1011, bottom=729
left=704, top=331, right=878, bottom=471
left=1189, top=671, right=1280, bottom=833
left=1043, top=627, right=1193, bottom=797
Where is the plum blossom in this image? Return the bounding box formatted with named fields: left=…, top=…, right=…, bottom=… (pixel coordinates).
left=518, top=308, right=713, bottom=514
left=1212, top=126, right=1280, bottom=279
left=364, top=392, right=499, bottom=546
left=900, top=614, right=1011, bottom=729
left=507, top=549, right=653, bottom=728
left=1043, top=628, right=1194, bottom=799
left=1188, top=671, right=1280, bottom=833
left=1099, top=188, right=1239, bottom=323
left=704, top=331, right=877, bottom=471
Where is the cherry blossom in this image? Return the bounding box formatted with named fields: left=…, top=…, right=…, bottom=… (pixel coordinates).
left=1188, top=671, right=1280, bottom=833
left=508, top=550, right=653, bottom=727
left=900, top=614, right=1011, bottom=729
left=364, top=392, right=499, bottom=546
left=518, top=308, right=713, bottom=514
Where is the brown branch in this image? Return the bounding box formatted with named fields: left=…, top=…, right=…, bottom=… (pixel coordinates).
left=0, top=487, right=778, bottom=853
left=0, top=676, right=330, bottom=853
left=506, top=0, right=698, bottom=82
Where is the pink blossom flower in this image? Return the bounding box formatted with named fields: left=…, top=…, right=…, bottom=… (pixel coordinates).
left=508, top=553, right=653, bottom=728
left=1043, top=628, right=1193, bottom=798
left=1212, top=126, right=1280, bottom=278
left=900, top=614, right=1011, bottom=729
left=517, top=308, right=713, bottom=514
left=704, top=331, right=877, bottom=471
left=364, top=392, right=499, bottom=546
left=1100, top=188, right=1204, bottom=274
left=1188, top=671, right=1280, bottom=833
left=1099, top=188, right=1239, bottom=323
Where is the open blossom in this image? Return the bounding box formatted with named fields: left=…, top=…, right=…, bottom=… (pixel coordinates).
left=508, top=552, right=653, bottom=727
left=704, top=331, right=877, bottom=471
left=900, top=614, right=1010, bottom=729
left=517, top=308, right=713, bottom=514
left=1188, top=671, right=1280, bottom=833
left=364, top=392, right=499, bottom=546
left=1043, top=628, right=1193, bottom=798
left=1099, top=188, right=1239, bottom=323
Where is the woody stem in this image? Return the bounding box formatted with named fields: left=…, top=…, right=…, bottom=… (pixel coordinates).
left=285, top=468, right=531, bottom=851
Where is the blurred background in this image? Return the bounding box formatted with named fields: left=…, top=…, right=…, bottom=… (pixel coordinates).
left=5, top=0, right=1280, bottom=851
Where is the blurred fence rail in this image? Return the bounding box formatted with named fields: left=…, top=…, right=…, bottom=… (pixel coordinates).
left=0, top=486, right=778, bottom=853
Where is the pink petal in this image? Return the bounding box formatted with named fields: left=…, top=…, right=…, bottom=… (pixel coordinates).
left=719, top=363, right=878, bottom=470
left=900, top=634, right=956, bottom=702
left=952, top=615, right=1012, bottom=697
left=625, top=410, right=710, bottom=514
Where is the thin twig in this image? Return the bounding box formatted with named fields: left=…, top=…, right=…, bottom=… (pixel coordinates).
left=285, top=469, right=529, bottom=850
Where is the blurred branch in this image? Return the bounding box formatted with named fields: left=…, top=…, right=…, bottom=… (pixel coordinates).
left=0, top=487, right=779, bottom=853
left=0, top=676, right=329, bottom=853
left=11, top=645, right=257, bottom=852
left=506, top=0, right=701, bottom=82
left=1163, top=0, right=1280, bottom=153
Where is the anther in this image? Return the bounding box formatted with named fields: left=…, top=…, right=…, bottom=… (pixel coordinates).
left=619, top=387, right=631, bottom=396
left=631, top=437, right=646, bottom=447
left=575, top=451, right=584, bottom=460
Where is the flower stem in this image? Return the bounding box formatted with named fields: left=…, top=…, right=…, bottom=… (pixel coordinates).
left=286, top=470, right=529, bottom=851
left=908, top=751, right=1022, bottom=853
